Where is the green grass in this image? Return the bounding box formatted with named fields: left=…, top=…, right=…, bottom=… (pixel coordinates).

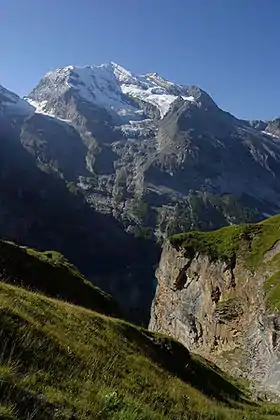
left=0, top=404, right=16, bottom=420
left=0, top=282, right=280, bottom=419
left=248, top=215, right=280, bottom=268
left=170, top=215, right=280, bottom=312
left=170, top=214, right=280, bottom=269
left=0, top=240, right=119, bottom=317
left=255, top=216, right=280, bottom=311
left=264, top=272, right=280, bottom=310
left=170, top=222, right=260, bottom=265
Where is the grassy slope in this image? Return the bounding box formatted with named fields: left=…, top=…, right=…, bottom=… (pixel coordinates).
left=170, top=214, right=280, bottom=311
left=0, top=282, right=280, bottom=419
left=0, top=240, right=119, bottom=317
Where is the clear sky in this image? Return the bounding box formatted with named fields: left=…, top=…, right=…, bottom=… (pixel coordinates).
left=1, top=0, right=279, bottom=120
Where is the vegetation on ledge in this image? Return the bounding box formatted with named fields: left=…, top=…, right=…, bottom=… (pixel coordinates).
left=170, top=222, right=259, bottom=265
left=264, top=271, right=280, bottom=311
left=170, top=214, right=280, bottom=269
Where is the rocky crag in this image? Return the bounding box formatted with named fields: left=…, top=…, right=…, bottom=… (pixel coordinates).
left=149, top=214, right=280, bottom=394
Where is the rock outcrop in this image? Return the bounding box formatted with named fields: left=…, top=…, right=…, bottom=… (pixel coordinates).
left=149, top=215, right=280, bottom=393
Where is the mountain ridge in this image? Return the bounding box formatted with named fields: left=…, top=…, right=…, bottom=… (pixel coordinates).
left=19, top=63, right=280, bottom=239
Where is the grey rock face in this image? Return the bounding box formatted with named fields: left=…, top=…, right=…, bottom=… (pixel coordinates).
left=149, top=240, right=280, bottom=394
left=24, top=64, right=280, bottom=237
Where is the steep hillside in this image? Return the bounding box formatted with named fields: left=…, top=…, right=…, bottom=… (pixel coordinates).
left=0, top=239, right=119, bottom=317
left=150, top=214, right=280, bottom=394
left=1, top=281, right=280, bottom=419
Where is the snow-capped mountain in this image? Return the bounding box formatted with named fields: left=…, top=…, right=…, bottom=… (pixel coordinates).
left=27, top=62, right=208, bottom=121
left=3, top=63, right=280, bottom=240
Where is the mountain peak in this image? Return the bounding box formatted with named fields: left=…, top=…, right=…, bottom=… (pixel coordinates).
left=106, top=62, right=137, bottom=84
left=107, top=61, right=130, bottom=72
left=145, top=72, right=158, bottom=77
left=28, top=62, right=202, bottom=119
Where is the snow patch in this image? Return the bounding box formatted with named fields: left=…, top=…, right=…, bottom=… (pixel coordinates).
left=261, top=130, right=280, bottom=139
left=28, top=62, right=197, bottom=120
left=26, top=98, right=48, bottom=113
left=26, top=98, right=72, bottom=123
left=120, top=118, right=155, bottom=138
left=121, top=85, right=194, bottom=118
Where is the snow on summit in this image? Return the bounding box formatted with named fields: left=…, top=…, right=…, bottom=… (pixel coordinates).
left=27, top=62, right=195, bottom=119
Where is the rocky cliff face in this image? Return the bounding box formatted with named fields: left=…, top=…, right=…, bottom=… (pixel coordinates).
left=149, top=215, right=280, bottom=394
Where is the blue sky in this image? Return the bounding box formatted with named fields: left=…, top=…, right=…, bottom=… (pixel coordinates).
left=1, top=0, right=279, bottom=120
